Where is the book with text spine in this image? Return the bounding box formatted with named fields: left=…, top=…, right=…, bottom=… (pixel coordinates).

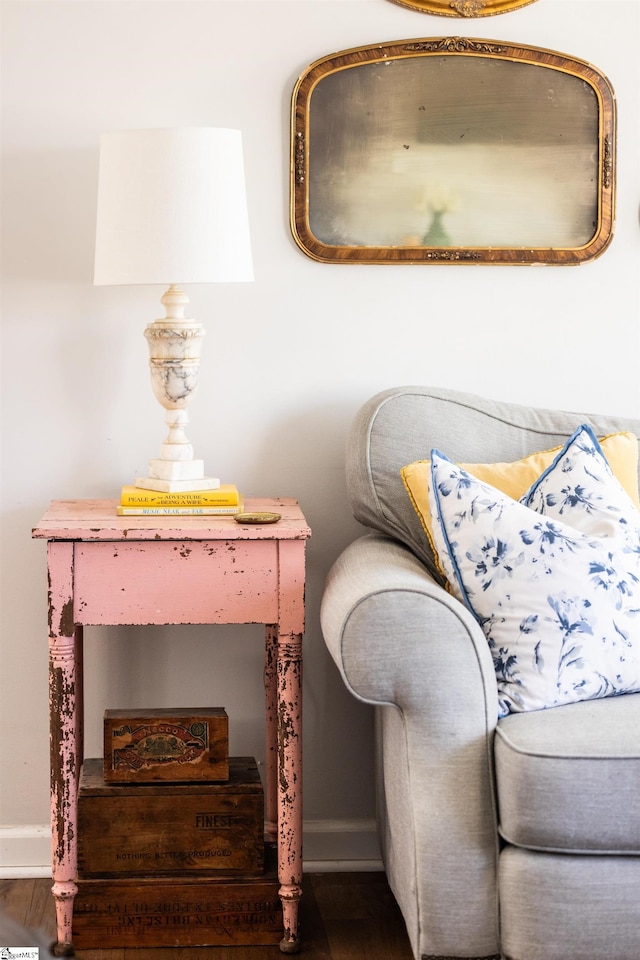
left=120, top=483, right=241, bottom=507
left=117, top=502, right=243, bottom=517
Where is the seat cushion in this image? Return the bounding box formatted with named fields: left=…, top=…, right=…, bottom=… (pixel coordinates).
left=500, top=847, right=640, bottom=960
left=495, top=693, right=640, bottom=853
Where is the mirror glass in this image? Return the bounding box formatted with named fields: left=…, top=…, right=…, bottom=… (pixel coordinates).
left=291, top=39, right=616, bottom=264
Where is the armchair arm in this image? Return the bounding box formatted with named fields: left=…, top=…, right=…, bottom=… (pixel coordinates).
left=320, top=533, right=501, bottom=959
left=321, top=532, right=498, bottom=713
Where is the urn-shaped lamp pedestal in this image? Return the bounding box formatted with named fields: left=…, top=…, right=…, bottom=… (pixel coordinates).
left=135, top=285, right=219, bottom=493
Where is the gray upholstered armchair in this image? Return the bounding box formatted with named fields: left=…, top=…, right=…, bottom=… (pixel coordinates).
left=320, top=386, right=640, bottom=960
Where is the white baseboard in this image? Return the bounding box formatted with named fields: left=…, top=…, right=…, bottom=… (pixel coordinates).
left=0, top=825, right=51, bottom=878
left=302, top=818, right=382, bottom=872
left=0, top=820, right=383, bottom=879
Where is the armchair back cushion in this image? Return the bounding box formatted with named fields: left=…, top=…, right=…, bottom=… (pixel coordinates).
left=347, top=385, right=640, bottom=582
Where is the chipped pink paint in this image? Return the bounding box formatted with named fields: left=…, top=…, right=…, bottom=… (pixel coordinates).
left=74, top=540, right=279, bottom=624
left=33, top=498, right=311, bottom=954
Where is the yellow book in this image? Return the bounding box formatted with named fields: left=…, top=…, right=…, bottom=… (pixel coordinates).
left=117, top=501, right=243, bottom=517
left=120, top=484, right=241, bottom=507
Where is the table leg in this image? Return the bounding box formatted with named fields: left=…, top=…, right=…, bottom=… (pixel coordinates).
left=264, top=625, right=278, bottom=842
left=48, top=542, right=79, bottom=956
left=276, top=630, right=303, bottom=954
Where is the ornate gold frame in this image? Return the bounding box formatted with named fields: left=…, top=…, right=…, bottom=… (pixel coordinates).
left=386, top=0, right=539, bottom=17
left=290, top=37, right=616, bottom=265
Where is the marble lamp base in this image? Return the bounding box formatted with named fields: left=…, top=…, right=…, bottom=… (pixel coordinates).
left=136, top=458, right=220, bottom=493
left=134, top=285, right=220, bottom=494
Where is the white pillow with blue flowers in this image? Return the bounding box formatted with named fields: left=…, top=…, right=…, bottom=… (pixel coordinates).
left=428, top=424, right=640, bottom=716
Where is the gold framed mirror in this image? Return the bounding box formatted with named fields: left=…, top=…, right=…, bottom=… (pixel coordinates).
left=386, top=0, right=539, bottom=17
left=290, top=37, right=616, bottom=265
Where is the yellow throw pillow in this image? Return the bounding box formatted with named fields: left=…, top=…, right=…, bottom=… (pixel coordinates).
left=401, top=431, right=640, bottom=559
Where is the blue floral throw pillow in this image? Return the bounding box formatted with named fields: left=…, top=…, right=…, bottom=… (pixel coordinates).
left=428, top=425, right=640, bottom=717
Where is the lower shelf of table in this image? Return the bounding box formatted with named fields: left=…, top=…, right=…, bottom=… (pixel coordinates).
left=72, top=845, right=282, bottom=949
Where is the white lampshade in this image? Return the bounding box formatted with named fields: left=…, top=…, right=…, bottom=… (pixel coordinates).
left=94, top=127, right=253, bottom=286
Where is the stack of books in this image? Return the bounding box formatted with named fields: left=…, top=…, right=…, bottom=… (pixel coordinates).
left=117, top=484, right=243, bottom=516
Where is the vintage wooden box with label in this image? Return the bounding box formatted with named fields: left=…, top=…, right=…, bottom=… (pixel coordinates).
left=78, top=757, right=264, bottom=878
left=103, top=707, right=229, bottom=783
left=72, top=849, right=282, bottom=948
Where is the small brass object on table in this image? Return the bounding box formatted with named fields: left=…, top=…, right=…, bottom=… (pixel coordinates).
left=235, top=512, right=281, bottom=524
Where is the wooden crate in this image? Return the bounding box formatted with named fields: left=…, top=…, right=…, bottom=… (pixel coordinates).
left=72, top=849, right=282, bottom=948
left=78, top=757, right=264, bottom=878
left=103, top=707, right=228, bottom=783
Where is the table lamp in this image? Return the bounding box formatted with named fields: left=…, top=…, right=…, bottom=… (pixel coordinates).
left=94, top=127, right=253, bottom=492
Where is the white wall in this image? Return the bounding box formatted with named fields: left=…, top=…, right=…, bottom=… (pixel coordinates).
left=2, top=0, right=639, bottom=874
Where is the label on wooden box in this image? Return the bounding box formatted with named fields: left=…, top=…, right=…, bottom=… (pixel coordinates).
left=104, top=707, right=229, bottom=783
left=72, top=853, right=282, bottom=948
left=78, top=757, right=264, bottom=878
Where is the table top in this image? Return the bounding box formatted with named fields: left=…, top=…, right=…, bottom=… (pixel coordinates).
left=32, top=498, right=311, bottom=542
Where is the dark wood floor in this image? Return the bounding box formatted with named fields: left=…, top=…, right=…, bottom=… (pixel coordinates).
left=0, top=874, right=415, bottom=960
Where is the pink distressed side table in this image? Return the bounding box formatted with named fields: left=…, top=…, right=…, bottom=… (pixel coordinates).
left=32, top=497, right=311, bottom=955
